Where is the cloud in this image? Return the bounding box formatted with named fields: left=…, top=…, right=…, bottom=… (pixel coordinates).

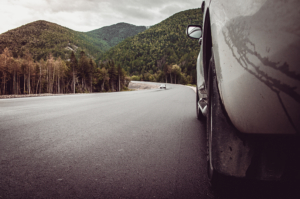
left=0, top=0, right=200, bottom=34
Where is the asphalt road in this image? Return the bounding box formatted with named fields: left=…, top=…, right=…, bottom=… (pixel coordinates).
left=0, top=83, right=212, bottom=199
left=1, top=82, right=299, bottom=199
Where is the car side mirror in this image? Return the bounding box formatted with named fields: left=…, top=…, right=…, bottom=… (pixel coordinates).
left=186, top=25, right=202, bottom=40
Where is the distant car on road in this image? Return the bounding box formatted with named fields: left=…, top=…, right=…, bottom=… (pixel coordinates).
left=160, top=84, right=166, bottom=89
left=186, top=0, right=300, bottom=186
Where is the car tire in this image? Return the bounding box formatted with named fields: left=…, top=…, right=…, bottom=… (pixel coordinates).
left=206, top=52, right=231, bottom=191
left=207, top=54, right=218, bottom=187
left=206, top=51, right=256, bottom=195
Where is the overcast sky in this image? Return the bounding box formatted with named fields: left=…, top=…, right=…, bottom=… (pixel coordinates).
left=0, top=0, right=200, bottom=34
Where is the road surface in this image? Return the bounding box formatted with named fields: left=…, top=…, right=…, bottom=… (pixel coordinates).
left=1, top=82, right=299, bottom=199
left=0, top=83, right=212, bottom=199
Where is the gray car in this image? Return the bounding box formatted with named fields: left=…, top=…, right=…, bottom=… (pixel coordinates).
left=186, top=0, right=300, bottom=186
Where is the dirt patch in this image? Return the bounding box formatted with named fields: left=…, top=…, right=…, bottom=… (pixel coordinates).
left=128, top=82, right=159, bottom=90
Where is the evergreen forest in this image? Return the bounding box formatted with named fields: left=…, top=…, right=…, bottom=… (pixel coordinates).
left=101, top=8, right=202, bottom=84
left=87, top=23, right=146, bottom=49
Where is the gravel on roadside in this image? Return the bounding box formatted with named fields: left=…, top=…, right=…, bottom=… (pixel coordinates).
left=0, top=93, right=95, bottom=99
left=0, top=83, right=195, bottom=99
left=128, top=82, right=159, bottom=90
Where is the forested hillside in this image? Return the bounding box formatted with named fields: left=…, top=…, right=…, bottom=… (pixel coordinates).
left=0, top=21, right=146, bottom=62
left=0, top=20, right=108, bottom=61
left=0, top=8, right=202, bottom=96
left=101, top=8, right=202, bottom=84
left=87, top=23, right=146, bottom=49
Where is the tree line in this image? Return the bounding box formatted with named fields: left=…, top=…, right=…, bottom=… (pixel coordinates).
left=131, top=61, right=193, bottom=85
left=0, top=47, right=130, bottom=95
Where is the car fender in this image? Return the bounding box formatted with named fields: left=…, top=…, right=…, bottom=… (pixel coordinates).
left=206, top=0, right=300, bottom=134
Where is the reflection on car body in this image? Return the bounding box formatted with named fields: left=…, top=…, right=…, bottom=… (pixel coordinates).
left=186, top=0, right=300, bottom=186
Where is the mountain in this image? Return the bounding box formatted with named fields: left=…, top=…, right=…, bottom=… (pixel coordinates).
left=100, top=8, right=202, bottom=84
left=0, top=20, right=109, bottom=61
left=87, top=23, right=146, bottom=49
left=0, top=9, right=202, bottom=84
left=0, top=21, right=146, bottom=61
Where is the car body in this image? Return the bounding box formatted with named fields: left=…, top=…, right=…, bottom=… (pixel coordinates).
left=160, top=84, right=166, bottom=89
left=187, top=0, right=300, bottom=183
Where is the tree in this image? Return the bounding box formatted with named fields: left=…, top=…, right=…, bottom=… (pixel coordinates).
left=172, top=64, right=181, bottom=84
left=78, top=51, right=91, bottom=92
left=101, top=67, right=109, bottom=91
left=70, top=51, right=77, bottom=93
left=0, top=48, right=13, bottom=95
left=11, top=57, right=21, bottom=94
left=36, top=58, right=45, bottom=94
left=164, top=64, right=172, bottom=84
left=26, top=51, right=34, bottom=94
left=117, top=64, right=122, bottom=91
left=54, top=57, right=64, bottom=93
left=89, top=58, right=96, bottom=92
left=108, top=60, right=117, bottom=91
left=157, top=56, right=166, bottom=72
left=46, top=53, right=54, bottom=93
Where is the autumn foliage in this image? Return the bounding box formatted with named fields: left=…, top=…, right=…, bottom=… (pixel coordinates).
left=0, top=48, right=130, bottom=95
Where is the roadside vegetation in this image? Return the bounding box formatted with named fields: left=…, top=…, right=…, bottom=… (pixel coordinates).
left=0, top=48, right=130, bottom=95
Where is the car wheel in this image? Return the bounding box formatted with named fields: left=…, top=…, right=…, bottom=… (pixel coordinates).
left=207, top=55, right=217, bottom=185
left=206, top=52, right=256, bottom=194
left=206, top=53, right=230, bottom=190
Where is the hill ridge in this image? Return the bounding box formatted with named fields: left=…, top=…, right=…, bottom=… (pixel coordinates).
left=87, top=22, right=146, bottom=48
left=0, top=20, right=146, bottom=61
left=101, top=8, right=202, bottom=84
